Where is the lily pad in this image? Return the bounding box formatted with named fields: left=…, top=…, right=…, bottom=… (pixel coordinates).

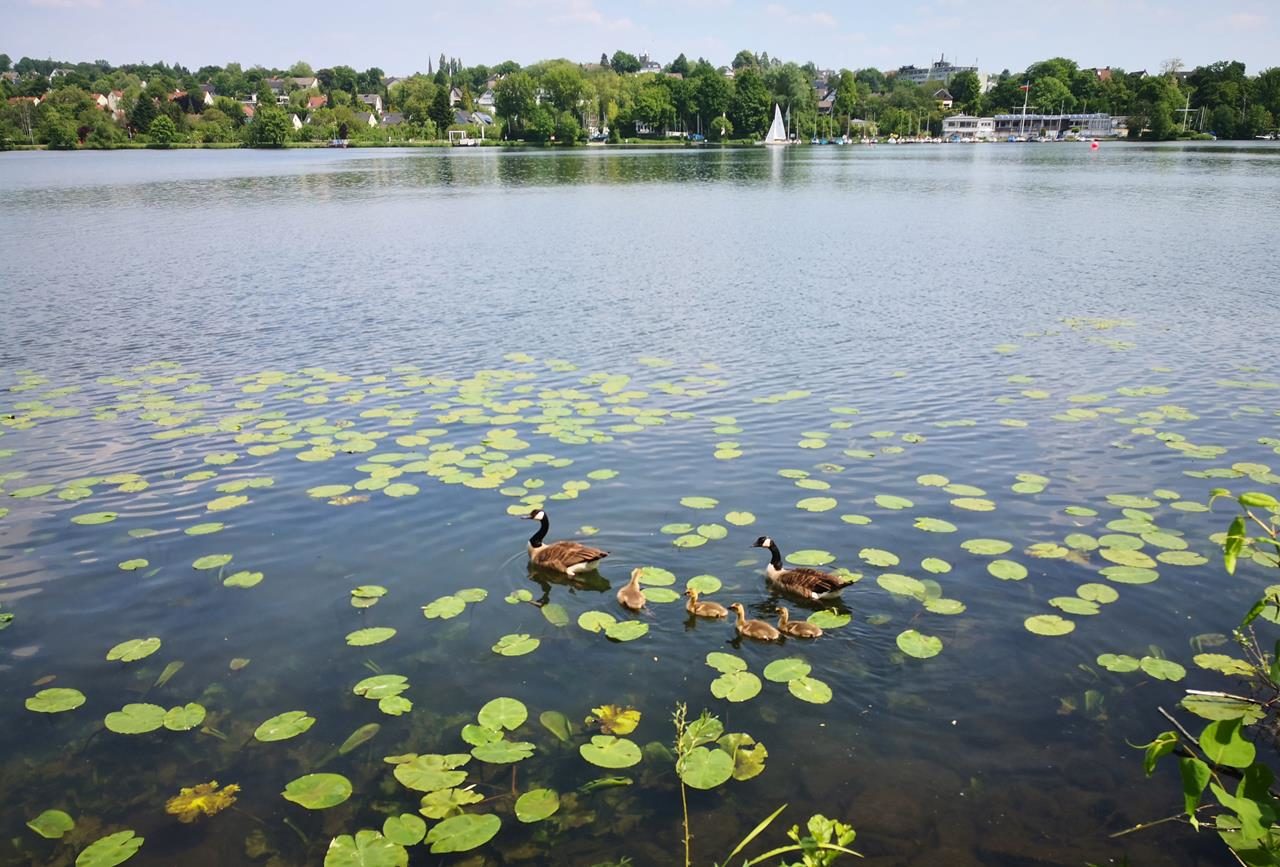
left=1077, top=583, right=1120, bottom=603
left=787, top=676, right=834, bottom=703
left=896, top=629, right=942, bottom=659
left=961, top=538, right=1012, bottom=555
left=255, top=710, right=316, bottom=742
left=27, top=809, right=75, bottom=840
left=605, top=621, right=649, bottom=642
left=515, top=788, right=560, bottom=823
left=988, top=560, right=1028, bottom=581
left=223, top=570, right=263, bottom=588
left=325, top=830, right=409, bottom=867
left=680, top=496, right=719, bottom=509
left=877, top=573, right=926, bottom=599
left=71, top=511, right=117, bottom=526
left=1025, top=614, right=1075, bottom=636
left=425, top=813, right=501, bottom=854
left=346, top=627, right=397, bottom=647
left=184, top=522, right=224, bottom=536
left=787, top=549, right=835, bottom=566
left=859, top=548, right=899, bottom=567
left=492, top=634, right=539, bottom=656
left=163, top=703, right=206, bottom=731
left=674, top=534, right=708, bottom=548
left=26, top=688, right=86, bottom=714
left=763, top=658, right=812, bottom=683
left=580, top=735, right=642, bottom=769
left=1049, top=596, right=1100, bottom=615
left=1097, top=653, right=1140, bottom=672
left=706, top=652, right=748, bottom=673
left=418, top=787, right=484, bottom=819
left=796, top=497, right=837, bottom=512
left=807, top=610, right=851, bottom=629
left=117, top=559, right=149, bottom=571
left=687, top=574, right=722, bottom=594
left=875, top=494, right=914, bottom=510
left=577, top=611, right=616, bottom=633
left=282, top=773, right=352, bottom=809
left=478, top=697, right=528, bottom=731
left=725, top=511, right=756, bottom=526
left=104, top=703, right=166, bottom=734
left=951, top=497, right=996, bottom=512
left=106, top=637, right=161, bottom=663
left=635, top=566, right=675, bottom=586
left=914, top=517, right=957, bottom=533
left=76, top=830, right=143, bottom=867
left=678, top=746, right=734, bottom=789
left=710, top=670, right=763, bottom=702
left=1140, top=656, right=1186, bottom=681
left=393, top=755, right=469, bottom=792
left=422, top=595, right=466, bottom=619
left=921, top=557, right=951, bottom=574
left=192, top=554, right=232, bottom=570
left=539, top=710, right=572, bottom=742
left=472, top=740, right=536, bottom=763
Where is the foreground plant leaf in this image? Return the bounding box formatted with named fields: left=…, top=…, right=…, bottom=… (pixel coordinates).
left=75, top=829, right=143, bottom=867
left=324, top=830, right=408, bottom=867
left=26, top=809, right=74, bottom=840
left=282, top=773, right=352, bottom=809
left=164, top=781, right=240, bottom=823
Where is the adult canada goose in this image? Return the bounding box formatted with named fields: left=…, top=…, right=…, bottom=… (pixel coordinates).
left=617, top=569, right=647, bottom=611
left=729, top=602, right=781, bottom=641
left=684, top=588, right=728, bottom=619
left=751, top=536, right=852, bottom=600
left=521, top=509, right=609, bottom=575
left=777, top=606, right=823, bottom=639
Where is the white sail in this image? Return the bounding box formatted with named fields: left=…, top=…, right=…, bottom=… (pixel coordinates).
left=763, top=104, right=788, bottom=145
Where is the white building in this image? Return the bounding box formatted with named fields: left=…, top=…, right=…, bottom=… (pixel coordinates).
left=943, top=115, right=995, bottom=141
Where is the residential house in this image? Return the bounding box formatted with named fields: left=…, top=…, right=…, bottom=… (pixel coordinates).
left=289, top=76, right=320, bottom=90
left=483, top=75, right=502, bottom=92
left=472, top=112, right=493, bottom=126
left=894, top=54, right=978, bottom=85
left=241, top=103, right=256, bottom=120
left=380, top=112, right=404, bottom=128
left=1, top=71, right=19, bottom=85
left=199, top=84, right=217, bottom=101
left=817, top=88, right=836, bottom=115
left=290, top=113, right=303, bottom=130
left=306, top=94, right=328, bottom=111
left=266, top=77, right=286, bottom=94
left=91, top=93, right=109, bottom=109
left=107, top=90, right=124, bottom=112
left=8, top=96, right=41, bottom=107
left=357, top=93, right=383, bottom=114
left=637, top=52, right=661, bottom=73
left=1084, top=67, right=1115, bottom=83
left=448, top=87, right=462, bottom=107
left=942, top=114, right=995, bottom=141
left=665, top=72, right=683, bottom=80
left=48, top=67, right=72, bottom=81
left=932, top=88, right=954, bottom=110
left=353, top=111, right=378, bottom=127
left=383, top=76, right=407, bottom=89
left=477, top=89, right=495, bottom=108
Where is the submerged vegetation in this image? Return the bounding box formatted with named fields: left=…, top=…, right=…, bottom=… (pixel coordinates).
left=1, top=316, right=1279, bottom=864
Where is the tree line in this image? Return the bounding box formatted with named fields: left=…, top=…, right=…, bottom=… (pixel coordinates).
left=1, top=49, right=1277, bottom=149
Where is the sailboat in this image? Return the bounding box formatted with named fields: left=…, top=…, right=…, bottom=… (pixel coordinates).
left=761, top=104, right=789, bottom=146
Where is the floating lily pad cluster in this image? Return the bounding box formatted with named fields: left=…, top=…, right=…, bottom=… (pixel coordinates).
left=705, top=651, right=832, bottom=705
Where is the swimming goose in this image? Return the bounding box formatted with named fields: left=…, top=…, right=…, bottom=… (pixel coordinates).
left=777, top=606, right=823, bottom=639
left=751, top=536, right=852, bottom=600
left=684, top=588, right=728, bottom=619
left=617, top=568, right=647, bottom=611
left=521, top=509, right=609, bottom=575
left=729, top=602, right=781, bottom=641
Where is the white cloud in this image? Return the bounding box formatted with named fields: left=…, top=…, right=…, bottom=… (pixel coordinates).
left=548, top=0, right=634, bottom=30
left=765, top=3, right=837, bottom=27
left=28, top=0, right=103, bottom=7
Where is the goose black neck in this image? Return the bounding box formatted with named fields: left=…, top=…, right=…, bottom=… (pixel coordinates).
left=529, top=515, right=550, bottom=547
left=768, top=543, right=783, bottom=570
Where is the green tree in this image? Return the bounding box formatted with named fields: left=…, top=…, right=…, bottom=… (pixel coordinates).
left=525, top=104, right=555, bottom=142
left=542, top=62, right=585, bottom=112
left=708, top=114, right=733, bottom=141
left=1033, top=75, right=1075, bottom=113
left=428, top=86, right=454, bottom=135
left=128, top=93, right=156, bottom=133
left=731, top=49, right=757, bottom=71
left=948, top=70, right=981, bottom=112
left=248, top=104, right=289, bottom=146
left=148, top=114, right=177, bottom=145
left=669, top=53, right=690, bottom=76
left=288, top=60, right=314, bottom=77
left=494, top=71, right=535, bottom=132
left=730, top=67, right=771, bottom=139
left=610, top=51, right=641, bottom=75
left=40, top=108, right=79, bottom=148
left=553, top=110, right=581, bottom=143
left=691, top=65, right=730, bottom=121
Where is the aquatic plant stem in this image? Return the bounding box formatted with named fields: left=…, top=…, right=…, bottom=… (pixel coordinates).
left=680, top=777, right=691, bottom=867
left=1109, top=805, right=1213, bottom=837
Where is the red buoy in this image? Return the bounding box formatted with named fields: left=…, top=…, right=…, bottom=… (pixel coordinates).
left=1090, top=141, right=1100, bottom=150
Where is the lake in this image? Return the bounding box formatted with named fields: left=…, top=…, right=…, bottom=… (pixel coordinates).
left=1, top=142, right=1279, bottom=867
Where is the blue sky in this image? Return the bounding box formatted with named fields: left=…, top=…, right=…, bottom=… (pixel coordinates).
left=6, top=0, right=1276, bottom=75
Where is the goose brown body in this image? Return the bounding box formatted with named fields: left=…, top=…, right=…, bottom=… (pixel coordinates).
left=522, top=509, right=608, bottom=575
left=778, top=607, right=823, bottom=638
left=729, top=603, right=782, bottom=641
left=617, top=569, right=647, bottom=611
left=684, top=588, right=728, bottom=618
left=752, top=536, right=852, bottom=600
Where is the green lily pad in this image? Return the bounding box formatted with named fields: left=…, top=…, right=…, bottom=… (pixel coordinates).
left=725, top=511, right=756, bottom=526
left=961, top=538, right=1012, bottom=555
left=76, top=830, right=143, bottom=867
left=645, top=587, right=680, bottom=603
left=515, top=788, right=560, bottom=823
left=787, top=676, right=833, bottom=703
left=492, top=634, right=539, bottom=656
left=223, top=570, right=263, bottom=588
left=207, top=495, right=248, bottom=512
left=117, top=559, right=149, bottom=571
left=10, top=484, right=55, bottom=499
left=163, top=703, right=206, bottom=731
left=106, top=637, right=161, bottom=663
left=472, top=740, right=536, bottom=763
left=185, top=522, right=224, bottom=535
left=104, top=703, right=166, bottom=734
left=635, top=566, right=675, bottom=586
left=1097, top=653, right=1140, bottom=672
left=796, top=497, right=837, bottom=512
left=282, top=773, right=352, bottom=809
left=875, top=494, right=913, bottom=510
left=914, top=517, right=957, bottom=533
left=580, top=735, right=642, bottom=768
left=1065, top=533, right=1099, bottom=551
left=255, top=710, right=316, bottom=742
left=26, top=688, right=86, bottom=713
left=674, top=534, right=708, bottom=548
left=422, top=595, right=466, bottom=619
left=988, top=560, right=1027, bottom=581
left=706, top=652, right=747, bottom=673
left=763, top=658, right=812, bottom=683
left=605, top=621, right=649, bottom=642
left=1077, top=583, right=1119, bottom=604
left=1025, top=614, right=1075, bottom=636
left=393, top=755, right=469, bottom=792
left=307, top=484, right=351, bottom=499
left=896, top=629, right=942, bottom=659
left=1049, top=596, right=1100, bottom=615
left=680, top=496, right=719, bottom=509
left=418, top=787, right=484, bottom=819
left=71, top=511, right=117, bottom=526
left=710, top=670, right=762, bottom=702
left=687, top=574, right=722, bottom=594
left=541, top=602, right=570, bottom=625
left=678, top=746, right=734, bottom=789
left=27, top=809, right=75, bottom=840
left=924, top=597, right=966, bottom=614
left=916, top=474, right=950, bottom=487
left=1102, top=566, right=1160, bottom=584
left=921, top=557, right=951, bottom=574
left=859, top=548, right=899, bottom=567
left=346, top=627, right=396, bottom=647
left=1100, top=548, right=1157, bottom=568
left=455, top=588, right=487, bottom=603
left=1140, top=656, right=1187, bottom=681
left=787, top=549, right=835, bottom=566
left=478, top=697, right=527, bottom=731
left=660, top=523, right=694, bottom=534
left=877, top=573, right=926, bottom=598
left=425, top=813, right=501, bottom=854
left=807, top=610, right=851, bottom=629
left=539, top=710, right=572, bottom=742
left=1158, top=551, right=1209, bottom=566
left=192, top=554, right=232, bottom=570
left=951, top=498, right=996, bottom=512
left=577, top=611, right=617, bottom=633
left=325, top=830, right=409, bottom=867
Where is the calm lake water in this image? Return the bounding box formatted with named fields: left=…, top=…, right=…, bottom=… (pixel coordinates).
left=1, top=142, right=1279, bottom=867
